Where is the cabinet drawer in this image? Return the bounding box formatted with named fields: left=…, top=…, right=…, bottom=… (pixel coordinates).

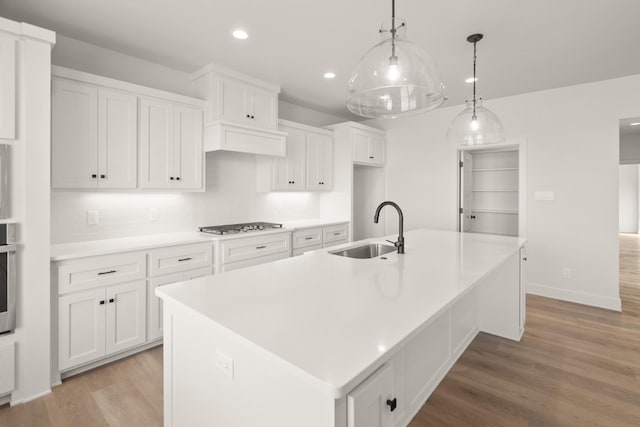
left=148, top=242, right=213, bottom=277
left=292, top=227, right=323, bottom=249
left=58, top=252, right=146, bottom=295
left=221, top=251, right=290, bottom=272
left=220, top=232, right=291, bottom=264
left=323, top=224, right=349, bottom=244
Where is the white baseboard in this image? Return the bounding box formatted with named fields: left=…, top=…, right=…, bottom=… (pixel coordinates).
left=10, top=388, right=52, bottom=406
left=527, top=282, right=621, bottom=312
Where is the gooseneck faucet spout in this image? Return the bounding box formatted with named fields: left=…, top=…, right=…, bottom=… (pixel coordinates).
left=374, top=201, right=405, bottom=254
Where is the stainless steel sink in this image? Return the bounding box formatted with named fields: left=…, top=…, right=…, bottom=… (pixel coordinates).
left=329, top=243, right=396, bottom=259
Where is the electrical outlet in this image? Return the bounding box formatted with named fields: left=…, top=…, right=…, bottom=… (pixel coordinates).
left=149, top=208, right=158, bottom=221
left=216, top=350, right=234, bottom=379
left=563, top=267, right=572, bottom=279
left=87, top=210, right=99, bottom=225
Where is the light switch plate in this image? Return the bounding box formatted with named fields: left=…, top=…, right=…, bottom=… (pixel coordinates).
left=87, top=210, right=99, bottom=225
left=534, top=191, right=555, bottom=201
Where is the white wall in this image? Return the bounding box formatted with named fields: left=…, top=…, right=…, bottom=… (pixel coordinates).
left=352, top=165, right=385, bottom=240
left=373, top=75, right=640, bottom=311
left=278, top=100, right=346, bottom=127
left=619, top=164, right=638, bottom=233
left=52, top=35, right=193, bottom=96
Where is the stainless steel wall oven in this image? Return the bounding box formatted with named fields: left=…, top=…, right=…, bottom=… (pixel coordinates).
left=0, top=224, right=16, bottom=334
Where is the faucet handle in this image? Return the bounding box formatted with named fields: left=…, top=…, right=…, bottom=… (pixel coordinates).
left=386, top=239, right=399, bottom=247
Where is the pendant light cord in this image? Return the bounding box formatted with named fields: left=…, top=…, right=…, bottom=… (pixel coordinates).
left=391, top=0, right=397, bottom=59
left=472, top=40, right=477, bottom=120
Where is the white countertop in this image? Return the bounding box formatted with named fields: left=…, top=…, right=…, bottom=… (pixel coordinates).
left=157, top=229, right=526, bottom=398
left=50, top=219, right=350, bottom=261
left=50, top=232, right=216, bottom=261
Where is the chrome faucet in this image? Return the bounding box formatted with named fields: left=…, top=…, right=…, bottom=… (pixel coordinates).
left=374, top=201, right=405, bottom=254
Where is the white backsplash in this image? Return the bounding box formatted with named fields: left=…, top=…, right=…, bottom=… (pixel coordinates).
left=52, top=151, right=324, bottom=244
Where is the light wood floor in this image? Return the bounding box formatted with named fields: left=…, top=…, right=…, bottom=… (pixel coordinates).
left=2, top=235, right=640, bottom=426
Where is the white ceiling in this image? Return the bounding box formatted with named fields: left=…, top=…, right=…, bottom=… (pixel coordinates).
left=3, top=0, right=640, bottom=119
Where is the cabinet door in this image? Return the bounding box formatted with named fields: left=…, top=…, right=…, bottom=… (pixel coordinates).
left=58, top=288, right=106, bottom=371
left=148, top=274, right=182, bottom=341
left=347, top=363, right=395, bottom=427
left=52, top=79, right=99, bottom=189
left=306, top=133, right=333, bottom=191
left=173, top=105, right=203, bottom=190
left=219, top=77, right=250, bottom=124
left=105, top=281, right=146, bottom=355
left=273, top=127, right=306, bottom=190
left=369, top=134, right=385, bottom=165
left=0, top=33, right=16, bottom=140
left=352, top=130, right=371, bottom=164
left=98, top=89, right=137, bottom=189
left=139, top=98, right=174, bottom=188
left=251, top=87, right=277, bottom=130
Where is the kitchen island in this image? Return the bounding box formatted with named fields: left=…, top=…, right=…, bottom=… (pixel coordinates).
left=157, top=229, right=527, bottom=427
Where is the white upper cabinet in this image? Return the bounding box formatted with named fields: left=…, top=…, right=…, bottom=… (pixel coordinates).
left=306, top=132, right=333, bottom=191
left=265, top=120, right=334, bottom=192
left=52, top=81, right=137, bottom=189
left=352, top=128, right=385, bottom=166
left=192, top=65, right=286, bottom=156
left=139, top=97, right=174, bottom=188
left=52, top=67, right=204, bottom=191
left=52, top=79, right=99, bottom=189
left=0, top=33, right=16, bottom=140
left=98, top=89, right=138, bottom=188
left=139, top=99, right=203, bottom=189
left=273, top=126, right=306, bottom=190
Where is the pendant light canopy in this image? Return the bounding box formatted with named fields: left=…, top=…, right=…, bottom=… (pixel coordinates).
left=447, top=34, right=505, bottom=146
left=346, top=0, right=445, bottom=119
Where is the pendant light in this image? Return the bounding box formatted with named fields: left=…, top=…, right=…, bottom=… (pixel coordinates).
left=346, top=0, right=445, bottom=118
left=447, top=34, right=505, bottom=145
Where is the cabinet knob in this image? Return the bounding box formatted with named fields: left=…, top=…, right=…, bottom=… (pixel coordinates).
left=100, top=174, right=106, bottom=179
left=470, top=215, right=476, bottom=219
left=99, top=300, right=105, bottom=305
left=170, top=177, right=174, bottom=180
left=109, top=298, right=115, bottom=303
left=523, top=257, right=528, bottom=261
left=91, top=174, right=97, bottom=179
left=176, top=177, right=181, bottom=181
left=369, top=156, right=374, bottom=159
left=251, top=115, right=255, bottom=119
left=386, top=398, right=397, bottom=412
left=246, top=114, right=250, bottom=118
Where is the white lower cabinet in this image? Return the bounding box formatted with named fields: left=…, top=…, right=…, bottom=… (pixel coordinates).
left=58, top=281, right=146, bottom=371
left=148, top=266, right=213, bottom=341
left=347, top=364, right=395, bottom=427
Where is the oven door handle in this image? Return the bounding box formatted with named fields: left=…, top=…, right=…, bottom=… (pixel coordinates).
left=0, top=244, right=16, bottom=254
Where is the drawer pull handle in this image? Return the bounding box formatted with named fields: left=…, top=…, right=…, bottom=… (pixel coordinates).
left=97, top=270, right=117, bottom=276
left=304, top=237, right=314, bottom=240
left=386, top=398, right=397, bottom=412
left=178, top=257, right=192, bottom=262
left=256, top=245, right=266, bottom=249
left=333, top=232, right=341, bottom=236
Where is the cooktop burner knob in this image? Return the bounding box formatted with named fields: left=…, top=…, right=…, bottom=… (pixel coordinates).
left=258, top=225, right=264, bottom=230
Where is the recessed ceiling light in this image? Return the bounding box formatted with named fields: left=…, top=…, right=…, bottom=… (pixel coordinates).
left=465, top=77, right=477, bottom=83
left=324, top=72, right=336, bottom=79
left=631, top=122, right=640, bottom=126
left=232, top=29, right=248, bottom=40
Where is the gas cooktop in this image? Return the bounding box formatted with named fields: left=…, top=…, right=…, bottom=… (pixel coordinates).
left=198, top=222, right=283, bottom=235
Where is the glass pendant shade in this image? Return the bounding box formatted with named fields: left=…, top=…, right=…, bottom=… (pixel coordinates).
left=446, top=99, right=505, bottom=146
left=347, top=23, right=445, bottom=118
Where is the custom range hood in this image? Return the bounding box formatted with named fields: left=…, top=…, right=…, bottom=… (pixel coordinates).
left=192, top=64, right=288, bottom=157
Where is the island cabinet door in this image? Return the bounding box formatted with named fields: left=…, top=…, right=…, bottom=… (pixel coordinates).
left=347, top=363, right=395, bottom=427
left=105, top=281, right=146, bottom=355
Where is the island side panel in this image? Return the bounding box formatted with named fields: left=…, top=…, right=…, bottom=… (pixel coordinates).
left=162, top=300, right=336, bottom=427
left=477, top=250, right=524, bottom=341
